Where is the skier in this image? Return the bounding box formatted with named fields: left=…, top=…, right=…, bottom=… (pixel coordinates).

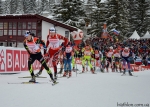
left=35, top=27, right=68, bottom=80
left=23, top=31, right=56, bottom=83
left=63, top=42, right=74, bottom=77
left=81, top=44, right=95, bottom=73
left=93, top=47, right=103, bottom=72
left=121, top=47, right=133, bottom=76
left=105, top=46, right=114, bottom=72
left=113, top=46, right=122, bottom=72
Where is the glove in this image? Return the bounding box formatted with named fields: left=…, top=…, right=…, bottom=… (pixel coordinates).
left=69, top=56, right=72, bottom=59
left=43, top=46, right=47, bottom=54
left=64, top=56, right=67, bottom=59
left=44, top=53, right=49, bottom=60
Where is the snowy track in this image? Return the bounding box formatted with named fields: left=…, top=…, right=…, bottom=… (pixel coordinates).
left=0, top=69, right=150, bottom=107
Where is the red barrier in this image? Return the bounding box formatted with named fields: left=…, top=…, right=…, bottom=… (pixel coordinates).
left=0, top=48, right=35, bottom=72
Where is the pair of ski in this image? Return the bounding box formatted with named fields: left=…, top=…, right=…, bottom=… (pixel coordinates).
left=8, top=81, right=59, bottom=85
left=78, top=72, right=97, bottom=74
left=58, top=75, right=71, bottom=79
left=121, top=74, right=138, bottom=77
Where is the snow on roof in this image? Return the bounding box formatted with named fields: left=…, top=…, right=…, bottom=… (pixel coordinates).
left=0, top=14, right=23, bottom=16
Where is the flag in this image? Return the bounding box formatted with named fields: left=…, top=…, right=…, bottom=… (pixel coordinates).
left=112, top=29, right=120, bottom=35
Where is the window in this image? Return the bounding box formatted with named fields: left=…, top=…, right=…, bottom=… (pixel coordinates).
left=0, top=43, right=3, bottom=46
left=13, top=30, right=16, bottom=35
left=9, top=42, right=12, bottom=47
left=18, top=30, right=21, bottom=36
left=22, top=30, right=26, bottom=36
left=37, top=30, right=41, bottom=37
left=0, top=22, right=3, bottom=29
left=65, top=31, right=69, bottom=38
left=32, top=22, right=36, bottom=29
left=9, top=23, right=13, bottom=29
left=37, top=22, right=41, bottom=29
left=13, top=23, right=17, bottom=29
left=18, top=22, right=22, bottom=29
left=9, top=30, right=12, bottom=35
left=4, top=30, right=7, bottom=35
left=0, top=30, right=3, bottom=36
left=28, top=22, right=31, bottom=29
left=4, top=22, right=8, bottom=29
left=23, top=22, right=26, bottom=29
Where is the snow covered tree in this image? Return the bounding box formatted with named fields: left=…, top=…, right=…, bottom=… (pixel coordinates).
left=53, top=0, right=86, bottom=24
left=0, top=0, right=3, bottom=14
left=116, top=0, right=130, bottom=37
left=127, top=0, right=150, bottom=36
left=136, top=0, right=150, bottom=36
left=10, top=0, right=17, bottom=14
left=105, top=0, right=118, bottom=30
left=23, top=0, right=37, bottom=14
left=28, top=0, right=37, bottom=14
left=23, top=0, right=29, bottom=14
left=3, top=0, right=10, bottom=14
left=39, top=0, right=49, bottom=14
left=87, top=0, right=109, bottom=36
left=145, top=0, right=150, bottom=32
left=16, top=0, right=24, bottom=14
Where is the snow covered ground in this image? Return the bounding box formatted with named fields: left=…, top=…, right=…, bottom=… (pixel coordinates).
left=0, top=66, right=150, bottom=107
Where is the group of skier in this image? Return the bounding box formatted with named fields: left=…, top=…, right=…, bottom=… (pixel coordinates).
left=23, top=28, right=150, bottom=83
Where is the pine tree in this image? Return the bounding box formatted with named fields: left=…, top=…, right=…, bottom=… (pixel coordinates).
left=0, top=0, right=3, bottom=14
left=39, top=0, right=49, bottom=14
left=116, top=0, right=130, bottom=37
left=23, top=0, right=37, bottom=14
left=145, top=0, right=150, bottom=32
left=87, top=0, right=108, bottom=36
left=10, top=0, right=17, bottom=14
left=3, top=0, right=10, bottom=14
left=16, top=0, right=24, bottom=14
left=53, top=0, right=86, bottom=23
left=105, top=0, right=118, bottom=30
left=29, top=0, right=37, bottom=14
left=137, top=0, right=150, bottom=36
left=128, top=0, right=141, bottom=36
left=23, top=0, right=29, bottom=14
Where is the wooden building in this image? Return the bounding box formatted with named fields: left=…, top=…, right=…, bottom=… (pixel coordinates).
left=0, top=14, right=77, bottom=47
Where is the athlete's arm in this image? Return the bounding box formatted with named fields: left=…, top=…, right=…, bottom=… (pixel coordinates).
left=23, top=39, right=31, bottom=54
left=58, top=34, right=68, bottom=46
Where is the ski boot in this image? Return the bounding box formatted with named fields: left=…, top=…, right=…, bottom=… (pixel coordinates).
left=35, top=71, right=42, bottom=77
left=86, top=67, right=88, bottom=71
left=129, top=70, right=133, bottom=76
left=91, top=68, right=95, bottom=74
left=49, top=73, right=57, bottom=84
left=72, top=67, right=75, bottom=72
left=106, top=68, right=109, bottom=72
left=82, top=67, right=85, bottom=73
left=121, top=69, right=126, bottom=76
left=29, top=76, right=36, bottom=82
left=100, top=68, right=104, bottom=73
left=69, top=71, right=72, bottom=77
left=119, top=68, right=122, bottom=73
left=54, top=72, right=57, bottom=80
left=58, top=68, right=63, bottom=74
left=63, top=71, right=67, bottom=77
left=116, top=68, right=118, bottom=72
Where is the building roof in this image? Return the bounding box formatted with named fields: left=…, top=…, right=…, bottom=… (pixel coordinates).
left=0, top=14, right=78, bottom=32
